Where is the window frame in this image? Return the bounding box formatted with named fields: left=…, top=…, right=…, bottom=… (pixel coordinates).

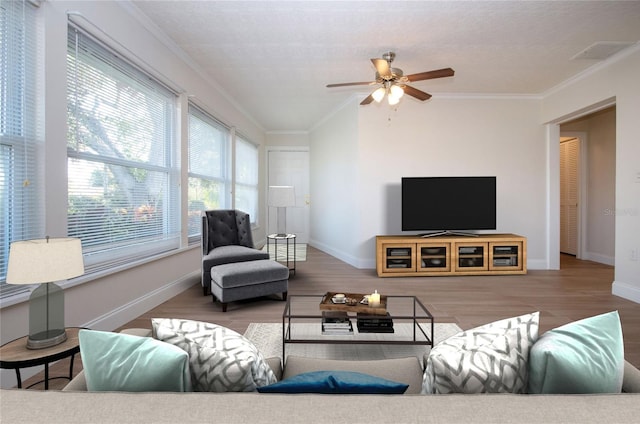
left=0, top=0, right=43, bottom=296
left=187, top=103, right=232, bottom=244
left=234, top=133, right=259, bottom=226
left=66, top=22, right=180, bottom=273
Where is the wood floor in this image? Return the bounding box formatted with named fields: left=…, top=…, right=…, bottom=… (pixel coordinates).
left=22, top=246, right=640, bottom=390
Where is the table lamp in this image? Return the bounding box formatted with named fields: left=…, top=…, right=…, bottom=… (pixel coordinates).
left=6, top=237, right=84, bottom=349
left=268, top=185, right=295, bottom=237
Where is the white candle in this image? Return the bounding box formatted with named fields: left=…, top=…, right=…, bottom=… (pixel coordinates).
left=369, top=290, right=380, bottom=307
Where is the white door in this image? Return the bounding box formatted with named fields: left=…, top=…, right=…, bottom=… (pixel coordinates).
left=267, top=149, right=310, bottom=243
left=560, top=138, right=579, bottom=255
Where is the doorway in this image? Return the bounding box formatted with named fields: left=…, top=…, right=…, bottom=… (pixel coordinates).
left=559, top=137, right=580, bottom=256
left=558, top=105, right=616, bottom=267
left=266, top=148, right=310, bottom=243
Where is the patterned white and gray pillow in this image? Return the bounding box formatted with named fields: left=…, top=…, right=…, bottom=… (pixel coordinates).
left=422, top=312, right=539, bottom=394
left=152, top=318, right=277, bottom=392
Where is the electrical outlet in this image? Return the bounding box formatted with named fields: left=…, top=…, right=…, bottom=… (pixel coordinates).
left=631, top=249, right=639, bottom=262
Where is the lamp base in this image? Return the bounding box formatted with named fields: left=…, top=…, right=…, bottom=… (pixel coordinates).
left=26, top=328, right=67, bottom=350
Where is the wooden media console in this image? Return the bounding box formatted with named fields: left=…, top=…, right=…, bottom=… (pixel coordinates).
left=376, top=234, right=526, bottom=277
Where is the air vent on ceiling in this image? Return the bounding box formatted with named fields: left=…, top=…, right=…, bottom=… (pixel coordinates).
left=571, top=41, right=634, bottom=61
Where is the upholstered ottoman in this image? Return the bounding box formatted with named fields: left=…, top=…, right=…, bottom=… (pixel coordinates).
left=210, top=259, right=289, bottom=312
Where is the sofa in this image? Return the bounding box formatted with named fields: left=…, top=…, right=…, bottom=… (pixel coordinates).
left=1, top=355, right=639, bottom=424
left=61, top=346, right=640, bottom=395
left=1, top=322, right=639, bottom=423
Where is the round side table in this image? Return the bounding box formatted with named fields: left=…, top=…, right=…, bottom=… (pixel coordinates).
left=267, top=233, right=296, bottom=276
left=0, top=327, right=83, bottom=389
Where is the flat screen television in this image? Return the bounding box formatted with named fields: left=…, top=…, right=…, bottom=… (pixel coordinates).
left=401, top=176, right=496, bottom=236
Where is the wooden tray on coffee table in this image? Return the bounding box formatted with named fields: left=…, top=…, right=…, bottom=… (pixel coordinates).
left=319, top=292, right=388, bottom=315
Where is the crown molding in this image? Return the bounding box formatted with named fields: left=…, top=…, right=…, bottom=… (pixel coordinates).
left=542, top=42, right=640, bottom=98
left=118, top=0, right=265, bottom=134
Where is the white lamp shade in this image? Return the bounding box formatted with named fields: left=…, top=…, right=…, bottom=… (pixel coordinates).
left=372, top=87, right=386, bottom=103
left=268, top=186, right=295, bottom=207
left=389, top=84, right=404, bottom=99
left=6, top=237, right=85, bottom=284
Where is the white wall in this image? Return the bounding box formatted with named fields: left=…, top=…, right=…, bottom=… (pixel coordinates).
left=1, top=0, right=265, bottom=388
left=265, top=132, right=310, bottom=147
left=309, top=98, right=361, bottom=265
left=586, top=108, right=617, bottom=262
left=309, top=95, right=547, bottom=270
left=542, top=46, right=640, bottom=303
left=357, top=97, right=547, bottom=268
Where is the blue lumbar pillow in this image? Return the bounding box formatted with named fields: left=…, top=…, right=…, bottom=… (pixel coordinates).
left=257, top=370, right=408, bottom=394
left=79, top=329, right=191, bottom=392
left=528, top=311, right=624, bottom=394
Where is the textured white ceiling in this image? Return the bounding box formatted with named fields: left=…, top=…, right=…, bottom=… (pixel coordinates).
left=130, top=0, right=640, bottom=132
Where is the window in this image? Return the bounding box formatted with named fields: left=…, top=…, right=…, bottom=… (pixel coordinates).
left=187, top=104, right=231, bottom=241
left=67, top=24, right=179, bottom=272
left=235, top=134, right=258, bottom=223
left=0, top=0, right=42, bottom=294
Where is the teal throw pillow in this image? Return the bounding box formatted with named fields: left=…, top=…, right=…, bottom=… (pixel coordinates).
left=528, top=311, right=624, bottom=394
left=257, top=371, right=408, bottom=394
left=79, top=329, right=191, bottom=392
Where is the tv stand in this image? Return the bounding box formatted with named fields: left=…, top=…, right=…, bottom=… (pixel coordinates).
left=376, top=233, right=526, bottom=277
left=420, top=231, right=479, bottom=238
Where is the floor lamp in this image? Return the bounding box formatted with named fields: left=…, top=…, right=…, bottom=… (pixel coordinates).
left=268, top=185, right=295, bottom=237
left=6, top=237, right=84, bottom=349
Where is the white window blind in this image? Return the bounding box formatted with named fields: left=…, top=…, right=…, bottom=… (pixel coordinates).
left=187, top=103, right=231, bottom=241
left=67, top=24, right=179, bottom=272
left=0, top=0, right=43, bottom=296
left=235, top=134, right=258, bottom=223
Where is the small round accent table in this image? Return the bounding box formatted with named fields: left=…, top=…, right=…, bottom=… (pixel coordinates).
left=0, top=327, right=83, bottom=389
left=267, top=233, right=296, bottom=276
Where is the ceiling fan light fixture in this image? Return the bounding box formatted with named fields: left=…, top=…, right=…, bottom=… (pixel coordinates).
left=328, top=52, right=454, bottom=106
left=389, top=84, right=404, bottom=99
left=372, top=87, right=386, bottom=103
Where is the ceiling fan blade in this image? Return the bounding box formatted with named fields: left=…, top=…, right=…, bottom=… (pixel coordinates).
left=405, top=68, right=455, bottom=82
left=360, top=94, right=375, bottom=105
left=371, top=58, right=391, bottom=78
left=402, top=85, right=432, bottom=101
left=327, top=81, right=376, bottom=88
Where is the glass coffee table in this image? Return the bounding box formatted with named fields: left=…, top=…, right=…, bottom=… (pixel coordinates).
left=282, top=293, right=434, bottom=359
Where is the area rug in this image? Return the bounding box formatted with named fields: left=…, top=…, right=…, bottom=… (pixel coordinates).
left=243, top=322, right=462, bottom=361
left=261, top=243, right=307, bottom=261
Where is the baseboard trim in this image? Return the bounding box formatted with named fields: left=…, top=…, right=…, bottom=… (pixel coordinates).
left=583, top=251, right=615, bottom=266
left=308, top=239, right=366, bottom=269
left=82, top=270, right=200, bottom=331
left=612, top=280, right=640, bottom=304
left=526, top=259, right=548, bottom=270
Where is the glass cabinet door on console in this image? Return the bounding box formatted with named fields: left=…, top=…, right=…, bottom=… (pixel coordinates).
left=454, top=242, right=488, bottom=271
left=489, top=242, right=524, bottom=271
left=417, top=242, right=451, bottom=272
left=382, top=244, right=416, bottom=273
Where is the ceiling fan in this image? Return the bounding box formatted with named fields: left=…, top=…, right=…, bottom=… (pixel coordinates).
left=326, top=52, right=454, bottom=106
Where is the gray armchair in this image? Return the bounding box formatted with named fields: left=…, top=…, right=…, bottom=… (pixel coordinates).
left=201, top=209, right=269, bottom=296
